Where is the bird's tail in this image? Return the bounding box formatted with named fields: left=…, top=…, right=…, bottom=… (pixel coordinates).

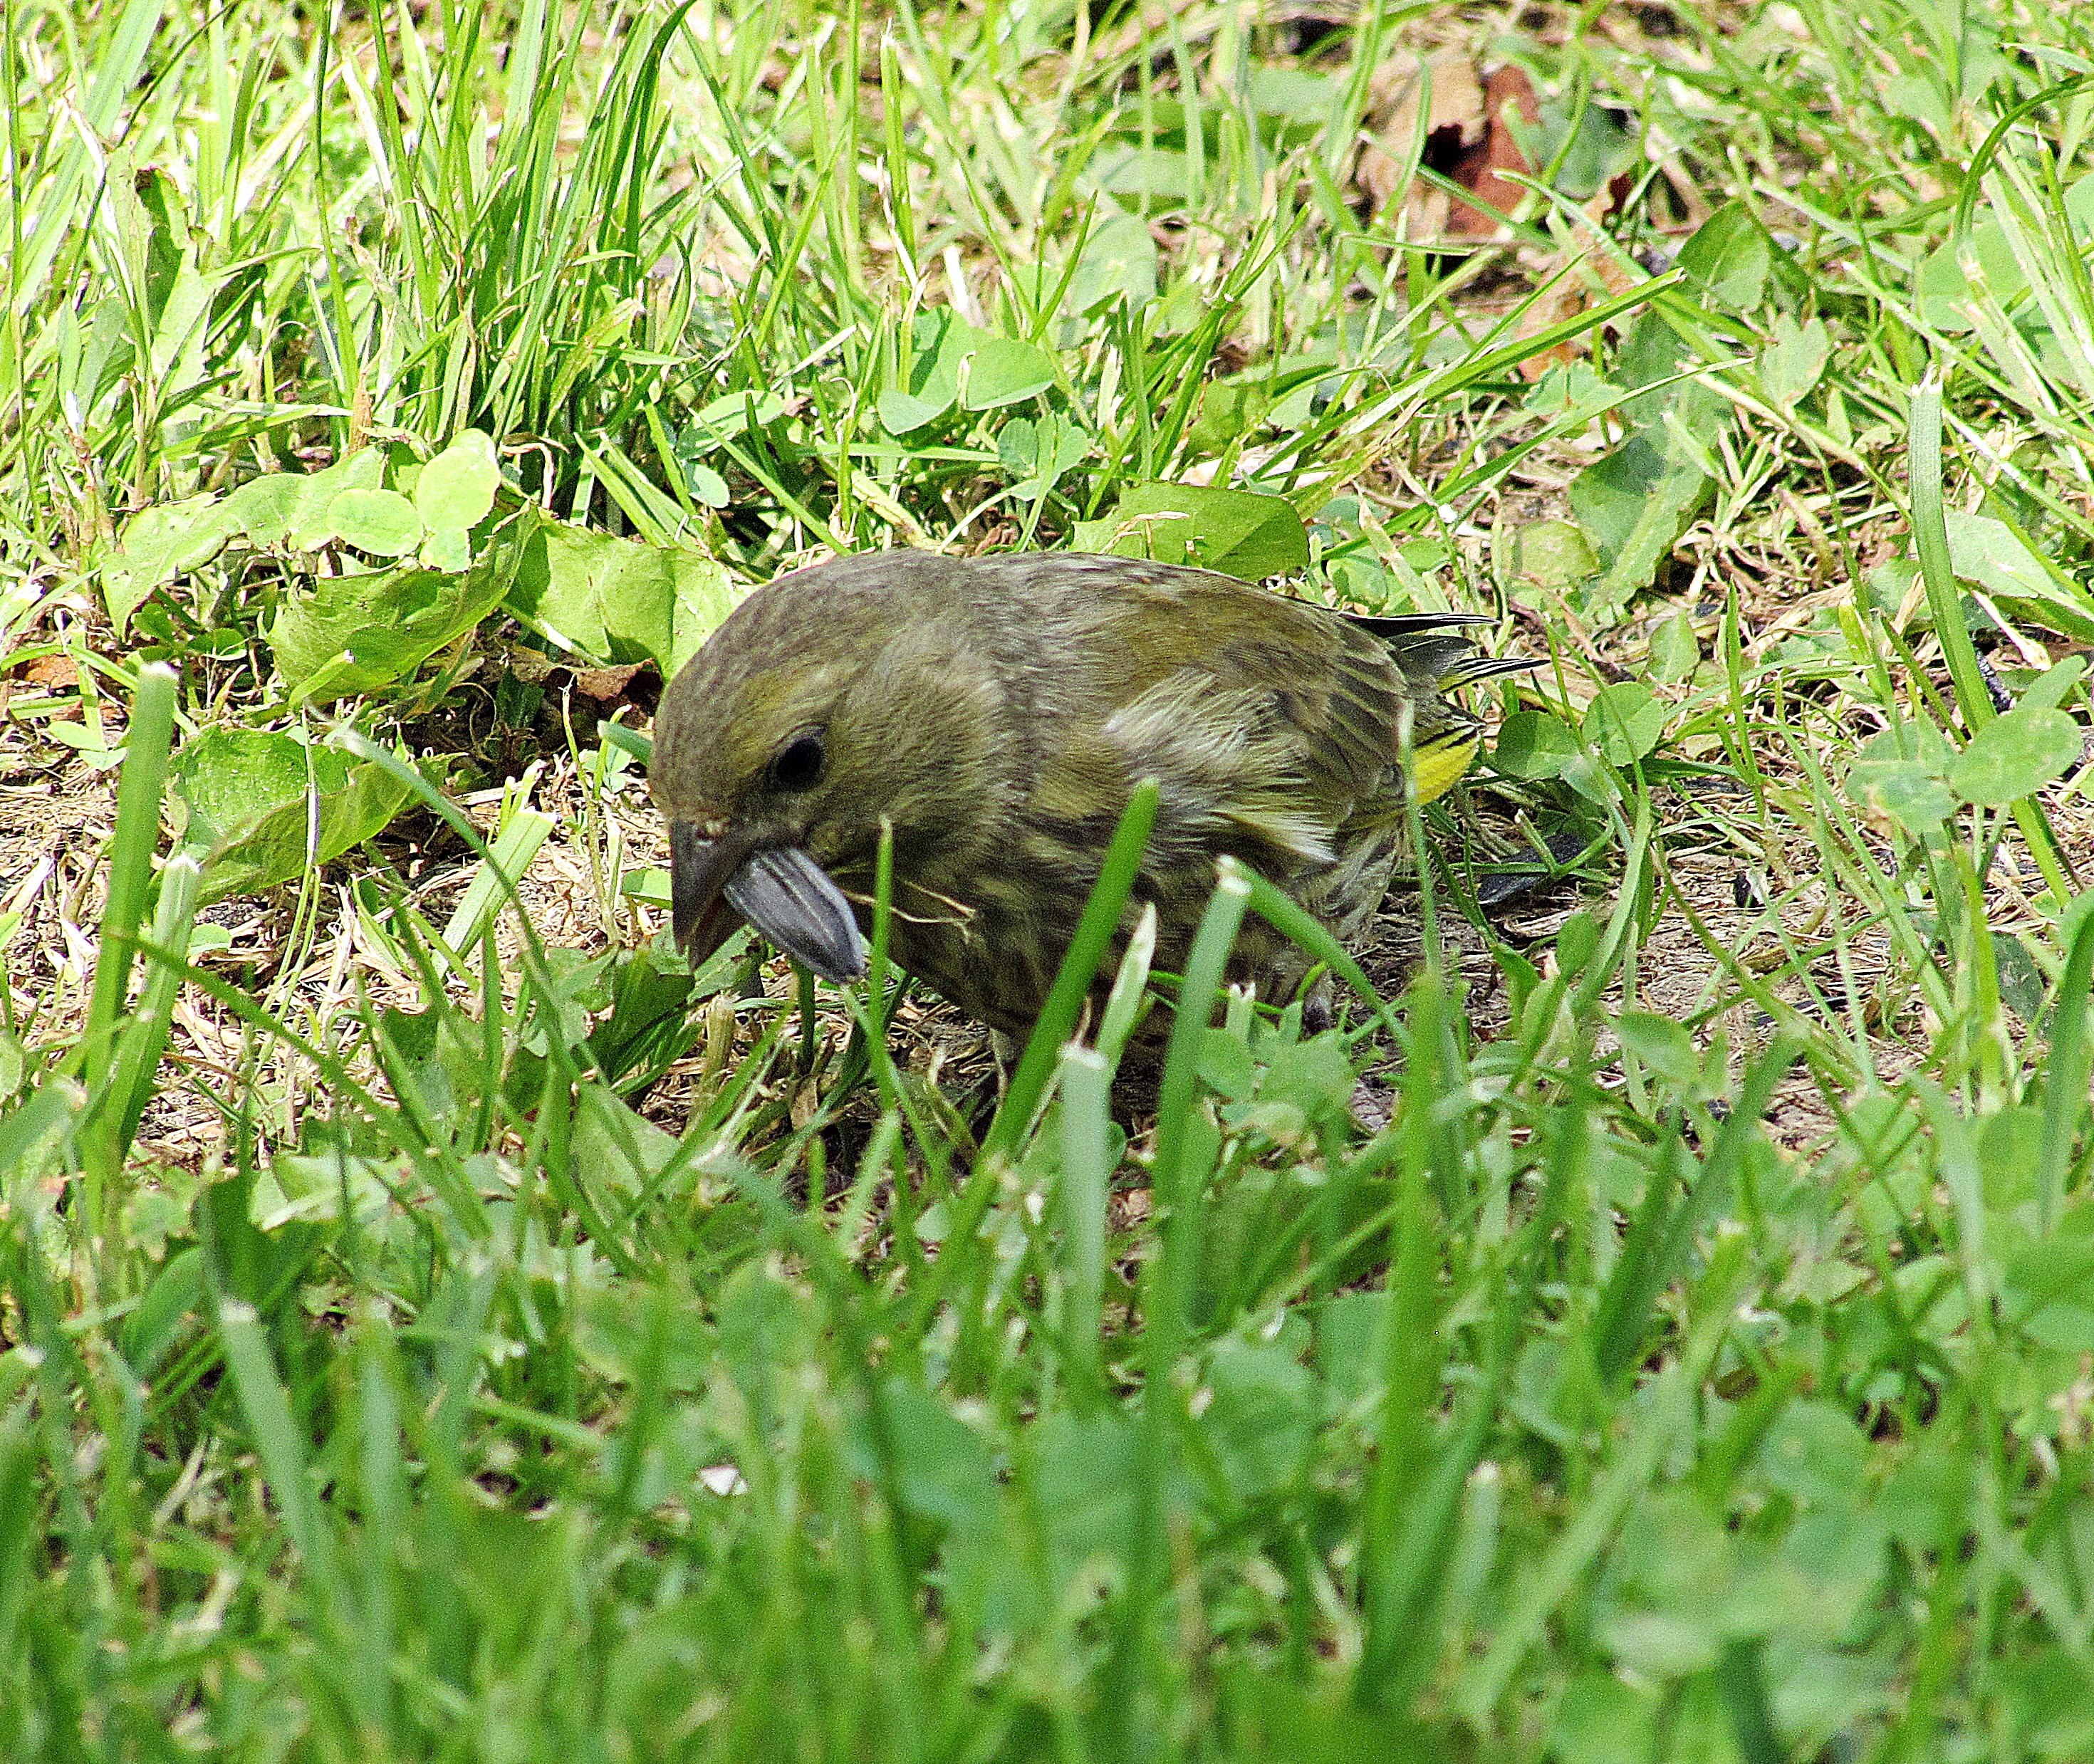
left=1350, top=610, right=1540, bottom=803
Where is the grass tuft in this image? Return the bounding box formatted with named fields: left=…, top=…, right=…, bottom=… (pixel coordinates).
left=5, top=1, right=2094, bottom=1757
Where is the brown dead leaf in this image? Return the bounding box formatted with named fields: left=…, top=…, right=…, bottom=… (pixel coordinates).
left=1446, top=64, right=1541, bottom=238
left=10, top=654, right=78, bottom=689
left=1515, top=277, right=1595, bottom=381
left=1358, top=51, right=1486, bottom=219
left=487, top=640, right=656, bottom=708
left=1359, top=56, right=1539, bottom=242
left=568, top=662, right=651, bottom=703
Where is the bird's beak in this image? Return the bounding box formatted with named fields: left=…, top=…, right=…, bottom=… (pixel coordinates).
left=670, top=823, right=868, bottom=984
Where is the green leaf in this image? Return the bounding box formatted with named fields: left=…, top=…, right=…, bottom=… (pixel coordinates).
left=283, top=449, right=388, bottom=550
left=414, top=428, right=501, bottom=531
left=1551, top=1676, right=1660, bottom=1764
left=172, top=728, right=416, bottom=901
left=327, top=488, right=424, bottom=557
left=1541, top=91, right=1640, bottom=199
left=221, top=474, right=306, bottom=548
left=850, top=1381, right=999, bottom=1539
left=1188, top=379, right=1273, bottom=456
left=1096, top=144, right=1197, bottom=204
left=1858, top=760, right=1957, bottom=832
left=997, top=412, right=1090, bottom=499
left=1760, top=313, right=1830, bottom=405
left=1615, top=1011, right=1701, bottom=1086
left=962, top=334, right=1058, bottom=409
left=684, top=459, right=729, bottom=508
left=1849, top=726, right=1957, bottom=832
left=684, top=390, right=790, bottom=442
left=150, top=260, right=223, bottom=393
left=1945, top=510, right=2058, bottom=602
left=1506, top=518, right=1599, bottom=598
left=879, top=308, right=970, bottom=434
left=0, top=1080, right=86, bottom=1191
left=1070, top=481, right=1308, bottom=580
left=1246, top=66, right=1338, bottom=122
left=1915, top=234, right=1981, bottom=333
left=1527, top=362, right=1637, bottom=429
left=1198, top=1340, right=1313, bottom=1503
left=268, top=508, right=531, bottom=702
left=420, top=526, right=474, bottom=573
left=1675, top=202, right=1771, bottom=311
left=1032, top=1410, right=1145, bottom=1579
left=1314, top=1293, right=1390, bottom=1410
left=100, top=494, right=233, bottom=635
left=2021, top=655, right=2088, bottom=712
left=1647, top=611, right=1700, bottom=682
left=1947, top=705, right=2084, bottom=805
left=1940, top=510, right=2094, bottom=640
left=1061, top=207, right=1158, bottom=315
left=1757, top=1400, right=1872, bottom=1510
left=879, top=313, right=1053, bottom=432
left=1494, top=710, right=1579, bottom=779
left=507, top=517, right=736, bottom=679
left=1570, top=424, right=1712, bottom=610
left=1266, top=354, right=1341, bottom=428
left=1580, top=683, right=1667, bottom=765
left=877, top=392, right=948, bottom=437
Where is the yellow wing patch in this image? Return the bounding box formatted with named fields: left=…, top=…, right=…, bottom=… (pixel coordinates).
left=1406, top=734, right=1479, bottom=805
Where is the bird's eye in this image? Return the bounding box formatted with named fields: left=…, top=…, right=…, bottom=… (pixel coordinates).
left=769, top=729, right=826, bottom=792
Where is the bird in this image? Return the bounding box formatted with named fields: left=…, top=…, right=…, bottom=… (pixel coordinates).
left=650, top=550, right=1527, bottom=1040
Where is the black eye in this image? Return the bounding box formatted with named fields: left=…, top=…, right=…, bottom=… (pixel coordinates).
left=769, top=729, right=825, bottom=792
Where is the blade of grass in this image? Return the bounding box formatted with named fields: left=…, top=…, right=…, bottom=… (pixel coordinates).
left=1109, top=857, right=1251, bottom=1750
left=979, top=778, right=1160, bottom=1167
left=1910, top=375, right=2074, bottom=903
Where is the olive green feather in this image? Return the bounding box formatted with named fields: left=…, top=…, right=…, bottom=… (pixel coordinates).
left=652, top=550, right=1523, bottom=1037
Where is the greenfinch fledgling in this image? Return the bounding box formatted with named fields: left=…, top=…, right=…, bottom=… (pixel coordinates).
left=651, top=550, right=1523, bottom=1037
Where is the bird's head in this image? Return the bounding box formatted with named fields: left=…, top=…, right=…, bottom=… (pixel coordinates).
left=650, top=558, right=1013, bottom=983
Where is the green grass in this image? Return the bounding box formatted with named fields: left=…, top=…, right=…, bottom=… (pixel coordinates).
left=6, top=0, right=2094, bottom=1758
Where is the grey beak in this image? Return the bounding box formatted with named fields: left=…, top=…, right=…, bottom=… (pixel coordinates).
left=670, top=821, right=744, bottom=965
left=724, top=847, right=867, bottom=983
left=670, top=824, right=867, bottom=984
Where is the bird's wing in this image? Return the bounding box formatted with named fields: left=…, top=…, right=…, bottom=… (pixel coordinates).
left=1008, top=558, right=1486, bottom=865
left=1098, top=669, right=1345, bottom=869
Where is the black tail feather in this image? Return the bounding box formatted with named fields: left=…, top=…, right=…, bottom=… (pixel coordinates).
left=1347, top=610, right=1496, bottom=641
left=1443, top=654, right=1545, bottom=685
left=1345, top=609, right=1536, bottom=691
